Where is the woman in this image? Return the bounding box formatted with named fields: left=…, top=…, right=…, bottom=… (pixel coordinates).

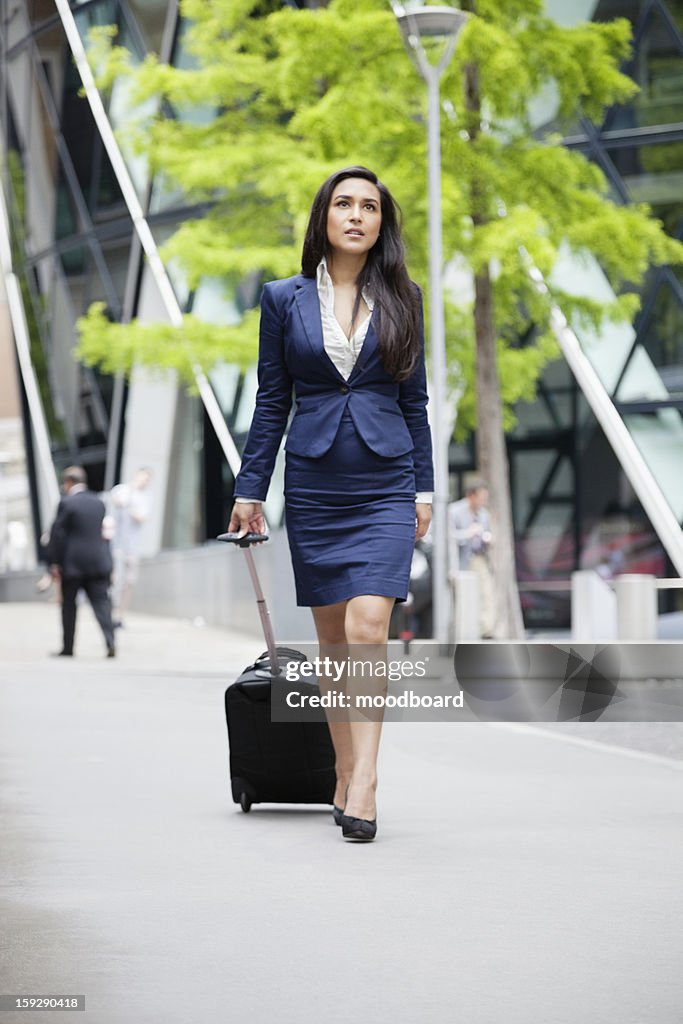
left=228, top=166, right=433, bottom=842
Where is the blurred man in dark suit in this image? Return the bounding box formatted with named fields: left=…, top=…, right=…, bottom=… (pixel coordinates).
left=46, top=466, right=116, bottom=658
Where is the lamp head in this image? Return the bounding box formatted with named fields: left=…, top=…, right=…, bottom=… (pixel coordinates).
left=394, top=4, right=469, bottom=40
left=392, top=4, right=468, bottom=78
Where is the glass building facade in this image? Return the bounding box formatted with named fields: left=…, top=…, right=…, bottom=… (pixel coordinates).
left=1, top=0, right=682, bottom=627
left=451, top=0, right=683, bottom=627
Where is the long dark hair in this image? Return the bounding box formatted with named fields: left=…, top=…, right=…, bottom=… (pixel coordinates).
left=301, top=166, right=422, bottom=382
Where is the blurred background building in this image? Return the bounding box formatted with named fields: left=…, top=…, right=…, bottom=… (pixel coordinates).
left=1, top=0, right=682, bottom=630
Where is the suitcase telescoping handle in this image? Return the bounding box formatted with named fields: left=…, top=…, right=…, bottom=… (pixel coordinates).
left=216, top=532, right=281, bottom=677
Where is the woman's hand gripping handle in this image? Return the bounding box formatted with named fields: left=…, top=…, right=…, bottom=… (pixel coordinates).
left=227, top=501, right=267, bottom=540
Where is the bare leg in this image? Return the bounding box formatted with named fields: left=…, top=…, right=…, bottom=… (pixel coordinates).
left=311, top=602, right=353, bottom=810
left=343, top=594, right=395, bottom=822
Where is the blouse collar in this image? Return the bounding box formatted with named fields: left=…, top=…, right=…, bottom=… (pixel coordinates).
left=316, top=256, right=374, bottom=311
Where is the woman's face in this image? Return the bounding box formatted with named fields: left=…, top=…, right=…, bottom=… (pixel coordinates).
left=326, top=177, right=382, bottom=258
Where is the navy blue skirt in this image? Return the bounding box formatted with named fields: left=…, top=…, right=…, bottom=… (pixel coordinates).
left=284, top=409, right=416, bottom=607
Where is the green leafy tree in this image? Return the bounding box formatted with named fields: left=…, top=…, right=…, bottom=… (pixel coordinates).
left=77, top=0, right=683, bottom=637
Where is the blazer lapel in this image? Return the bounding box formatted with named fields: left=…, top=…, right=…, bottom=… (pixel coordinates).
left=294, top=279, right=343, bottom=382
left=294, top=277, right=380, bottom=384
left=347, top=307, right=379, bottom=383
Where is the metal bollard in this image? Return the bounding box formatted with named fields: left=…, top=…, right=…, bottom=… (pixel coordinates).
left=571, top=570, right=617, bottom=641
left=452, top=570, right=480, bottom=641
left=614, top=574, right=657, bottom=641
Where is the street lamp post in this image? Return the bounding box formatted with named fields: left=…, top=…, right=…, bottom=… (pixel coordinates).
left=392, top=4, right=468, bottom=644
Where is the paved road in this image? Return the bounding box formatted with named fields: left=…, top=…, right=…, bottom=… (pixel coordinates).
left=1, top=602, right=683, bottom=1024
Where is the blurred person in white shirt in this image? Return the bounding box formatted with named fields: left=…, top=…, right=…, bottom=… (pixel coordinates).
left=109, top=467, right=152, bottom=627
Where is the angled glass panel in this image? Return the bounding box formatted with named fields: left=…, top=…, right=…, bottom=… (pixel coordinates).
left=127, top=0, right=169, bottom=55
left=28, top=0, right=62, bottom=28
left=209, top=365, right=241, bottom=419
left=667, top=0, right=683, bottom=34
left=191, top=277, right=240, bottom=326
left=535, top=108, right=585, bottom=139
left=650, top=197, right=683, bottom=237
left=550, top=244, right=636, bottom=396
left=81, top=253, right=109, bottom=315
left=530, top=3, right=597, bottom=134
left=616, top=344, right=670, bottom=401
left=46, top=252, right=83, bottom=446
left=148, top=16, right=217, bottom=212
left=59, top=242, right=87, bottom=283
left=147, top=221, right=190, bottom=308
left=512, top=391, right=559, bottom=437
left=513, top=449, right=576, bottom=630
left=545, top=0, right=600, bottom=27
left=543, top=360, right=576, bottom=428
left=233, top=367, right=258, bottom=435
left=550, top=241, right=683, bottom=534
left=604, top=4, right=683, bottom=131
left=624, top=408, right=683, bottom=519
left=57, top=69, right=92, bottom=198
left=54, top=163, right=83, bottom=240
left=70, top=240, right=126, bottom=317
left=513, top=359, right=576, bottom=438
left=58, top=53, right=125, bottom=220
left=93, top=143, right=127, bottom=219
left=74, top=1, right=155, bottom=202
left=592, top=0, right=641, bottom=27
left=575, top=419, right=666, bottom=575
left=513, top=450, right=561, bottom=532
left=610, top=141, right=683, bottom=204
left=107, top=74, right=156, bottom=199
left=630, top=281, right=683, bottom=388
left=163, top=390, right=203, bottom=549
left=98, top=236, right=134, bottom=306
left=170, top=18, right=218, bottom=125
left=148, top=172, right=187, bottom=215
left=73, top=1, right=120, bottom=31
left=75, top=368, right=109, bottom=449
left=520, top=497, right=574, bottom=577
left=33, top=18, right=69, bottom=125
left=579, top=507, right=666, bottom=577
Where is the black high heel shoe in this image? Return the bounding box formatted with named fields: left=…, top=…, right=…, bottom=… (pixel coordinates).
left=332, top=784, right=349, bottom=826
left=340, top=813, right=377, bottom=842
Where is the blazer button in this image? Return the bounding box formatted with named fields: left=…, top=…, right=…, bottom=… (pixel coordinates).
left=339, top=385, right=349, bottom=393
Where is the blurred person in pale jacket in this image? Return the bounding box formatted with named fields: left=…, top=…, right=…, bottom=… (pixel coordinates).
left=448, top=479, right=496, bottom=639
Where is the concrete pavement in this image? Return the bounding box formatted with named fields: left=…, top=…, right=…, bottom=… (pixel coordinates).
left=1, top=601, right=683, bottom=1024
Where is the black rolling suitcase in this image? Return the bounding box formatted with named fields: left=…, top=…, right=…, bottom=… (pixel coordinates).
left=218, top=532, right=335, bottom=813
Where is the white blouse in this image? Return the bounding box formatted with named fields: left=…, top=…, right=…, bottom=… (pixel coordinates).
left=235, top=258, right=432, bottom=504
left=316, top=255, right=374, bottom=381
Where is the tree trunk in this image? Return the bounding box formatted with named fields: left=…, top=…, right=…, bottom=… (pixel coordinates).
left=464, top=54, right=525, bottom=640
left=473, top=267, right=525, bottom=639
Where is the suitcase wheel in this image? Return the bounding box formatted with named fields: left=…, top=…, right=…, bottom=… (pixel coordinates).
left=240, top=792, right=252, bottom=813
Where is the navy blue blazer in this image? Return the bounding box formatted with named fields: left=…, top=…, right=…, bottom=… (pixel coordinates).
left=234, top=274, right=434, bottom=502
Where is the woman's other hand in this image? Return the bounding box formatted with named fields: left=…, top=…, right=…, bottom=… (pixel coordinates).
left=228, top=501, right=266, bottom=538
left=415, top=502, right=432, bottom=540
